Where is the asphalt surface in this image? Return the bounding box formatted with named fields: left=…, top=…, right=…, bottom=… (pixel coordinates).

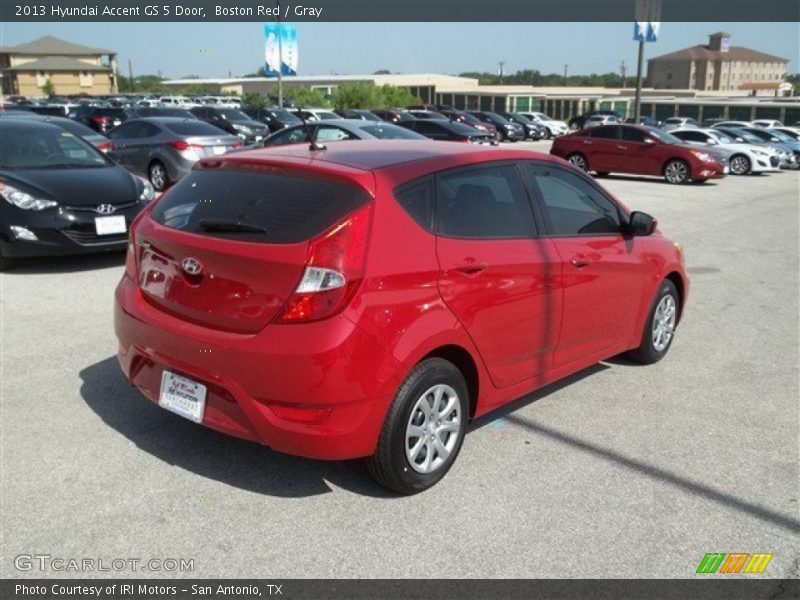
left=1, top=140, right=798, bottom=579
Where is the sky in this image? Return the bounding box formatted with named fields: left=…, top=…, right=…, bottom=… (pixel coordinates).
left=1, top=21, right=798, bottom=79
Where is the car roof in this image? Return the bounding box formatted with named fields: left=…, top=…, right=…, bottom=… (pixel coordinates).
left=223, top=139, right=554, bottom=172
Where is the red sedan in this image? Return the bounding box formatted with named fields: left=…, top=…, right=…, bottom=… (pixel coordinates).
left=115, top=140, right=689, bottom=494
left=550, top=124, right=726, bottom=184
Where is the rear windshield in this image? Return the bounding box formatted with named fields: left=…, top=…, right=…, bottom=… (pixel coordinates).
left=164, top=121, right=228, bottom=136
left=151, top=169, right=370, bottom=243
left=95, top=108, right=127, bottom=117
left=360, top=124, right=423, bottom=139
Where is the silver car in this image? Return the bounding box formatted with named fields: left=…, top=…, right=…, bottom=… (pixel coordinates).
left=105, top=117, right=241, bottom=190
left=257, top=119, right=426, bottom=147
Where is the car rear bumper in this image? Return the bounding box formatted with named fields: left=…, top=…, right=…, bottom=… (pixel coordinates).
left=114, top=276, right=403, bottom=460
left=0, top=201, right=144, bottom=258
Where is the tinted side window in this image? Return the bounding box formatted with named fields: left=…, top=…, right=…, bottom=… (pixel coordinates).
left=106, top=122, right=140, bottom=139
left=267, top=127, right=310, bottom=146
left=525, top=164, right=621, bottom=236
left=621, top=127, right=647, bottom=142
left=588, top=126, right=619, bottom=139
left=394, top=177, right=434, bottom=231
left=436, top=164, right=536, bottom=239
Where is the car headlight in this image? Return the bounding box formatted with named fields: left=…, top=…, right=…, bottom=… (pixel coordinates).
left=0, top=181, right=57, bottom=211
left=137, top=176, right=155, bottom=202
left=690, top=150, right=715, bottom=162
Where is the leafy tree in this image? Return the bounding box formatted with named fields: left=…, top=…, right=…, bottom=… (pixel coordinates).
left=118, top=74, right=168, bottom=94
left=181, top=83, right=217, bottom=95
left=285, top=86, right=331, bottom=107
left=40, top=78, right=55, bottom=97
left=242, top=93, right=266, bottom=108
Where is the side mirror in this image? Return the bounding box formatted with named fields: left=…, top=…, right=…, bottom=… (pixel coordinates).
left=644, top=137, right=656, bottom=144
left=707, top=138, right=718, bottom=145
left=626, top=211, right=657, bottom=237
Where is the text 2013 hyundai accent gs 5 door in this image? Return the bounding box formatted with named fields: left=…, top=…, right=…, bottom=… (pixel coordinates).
left=551, top=124, right=726, bottom=184
left=115, top=140, right=688, bottom=494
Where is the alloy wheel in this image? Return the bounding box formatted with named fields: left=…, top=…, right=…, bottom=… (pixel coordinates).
left=652, top=294, right=677, bottom=352
left=149, top=163, right=167, bottom=191
left=405, top=384, right=462, bottom=474
left=665, top=161, right=688, bottom=184
left=730, top=156, right=750, bottom=175
left=568, top=154, right=588, bottom=171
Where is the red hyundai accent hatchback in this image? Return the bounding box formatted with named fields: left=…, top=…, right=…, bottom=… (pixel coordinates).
left=550, top=124, right=726, bottom=184
left=115, top=140, right=688, bottom=494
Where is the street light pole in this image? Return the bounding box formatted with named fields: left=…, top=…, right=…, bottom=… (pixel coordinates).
left=276, top=0, right=283, bottom=108
left=633, top=39, right=644, bottom=122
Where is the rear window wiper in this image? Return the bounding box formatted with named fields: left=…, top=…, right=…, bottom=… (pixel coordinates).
left=197, top=219, right=268, bottom=234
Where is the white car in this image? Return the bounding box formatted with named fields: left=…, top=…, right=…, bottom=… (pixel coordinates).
left=158, top=96, right=201, bottom=108
left=752, top=119, right=784, bottom=128
left=662, top=116, right=701, bottom=131
left=670, top=127, right=780, bottom=175
left=712, top=120, right=754, bottom=129
left=583, top=115, right=621, bottom=128
left=289, top=107, right=340, bottom=121
left=518, top=112, right=569, bottom=137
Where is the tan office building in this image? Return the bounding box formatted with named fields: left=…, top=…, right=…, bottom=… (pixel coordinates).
left=646, top=33, right=788, bottom=94
left=0, top=36, right=118, bottom=97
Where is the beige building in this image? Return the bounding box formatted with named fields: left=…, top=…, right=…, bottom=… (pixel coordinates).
left=0, top=36, right=118, bottom=97
left=646, top=33, right=788, bottom=94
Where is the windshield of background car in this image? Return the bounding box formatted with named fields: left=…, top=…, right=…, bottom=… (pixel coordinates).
left=646, top=127, right=684, bottom=145
left=0, top=125, right=110, bottom=169
left=707, top=130, right=735, bottom=144
left=217, top=109, right=250, bottom=121
left=359, top=124, right=424, bottom=139
left=164, top=121, right=230, bottom=136
left=150, top=169, right=371, bottom=243
left=732, top=130, right=765, bottom=143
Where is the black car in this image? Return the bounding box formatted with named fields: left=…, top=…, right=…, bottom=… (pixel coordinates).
left=74, top=106, right=129, bottom=134
left=625, top=116, right=662, bottom=128
left=499, top=112, right=547, bottom=140
left=398, top=119, right=497, bottom=145
left=0, top=119, right=154, bottom=270
left=372, top=109, right=416, bottom=124
left=189, top=106, right=269, bottom=143
left=242, top=107, right=302, bottom=133
left=568, top=110, right=621, bottom=130
left=468, top=111, right=525, bottom=141
left=0, top=112, right=113, bottom=152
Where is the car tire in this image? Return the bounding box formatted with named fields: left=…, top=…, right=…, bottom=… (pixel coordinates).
left=546, top=128, right=553, bottom=139
left=366, top=358, right=469, bottom=495
left=567, top=153, right=589, bottom=172
left=148, top=160, right=170, bottom=192
left=627, top=279, right=680, bottom=365
left=663, top=159, right=690, bottom=184
left=729, top=154, right=752, bottom=175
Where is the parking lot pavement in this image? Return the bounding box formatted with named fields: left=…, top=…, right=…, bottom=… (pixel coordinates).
left=1, top=145, right=798, bottom=579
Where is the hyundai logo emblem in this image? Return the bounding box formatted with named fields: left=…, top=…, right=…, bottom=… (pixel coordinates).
left=181, top=257, right=203, bottom=276
left=96, top=204, right=116, bottom=214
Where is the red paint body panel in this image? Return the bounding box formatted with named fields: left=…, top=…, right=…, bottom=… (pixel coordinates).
left=114, top=140, right=689, bottom=460
left=551, top=126, right=725, bottom=180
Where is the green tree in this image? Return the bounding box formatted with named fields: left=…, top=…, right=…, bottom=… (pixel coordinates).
left=181, top=83, right=217, bottom=95
left=285, top=86, right=330, bottom=107
left=40, top=78, right=55, bottom=97
left=242, top=93, right=266, bottom=108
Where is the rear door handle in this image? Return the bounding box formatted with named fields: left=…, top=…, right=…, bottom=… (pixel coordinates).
left=455, top=262, right=488, bottom=275
left=582, top=140, right=593, bottom=145
left=617, top=145, right=628, bottom=149
left=570, top=254, right=590, bottom=269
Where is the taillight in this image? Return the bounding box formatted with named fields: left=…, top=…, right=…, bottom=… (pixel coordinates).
left=124, top=232, right=137, bottom=281
left=276, top=204, right=372, bottom=324
left=97, top=141, right=114, bottom=153
left=168, top=140, right=190, bottom=151
left=92, top=116, right=109, bottom=124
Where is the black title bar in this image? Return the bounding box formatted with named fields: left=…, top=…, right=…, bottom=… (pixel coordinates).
left=2, top=0, right=799, bottom=22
